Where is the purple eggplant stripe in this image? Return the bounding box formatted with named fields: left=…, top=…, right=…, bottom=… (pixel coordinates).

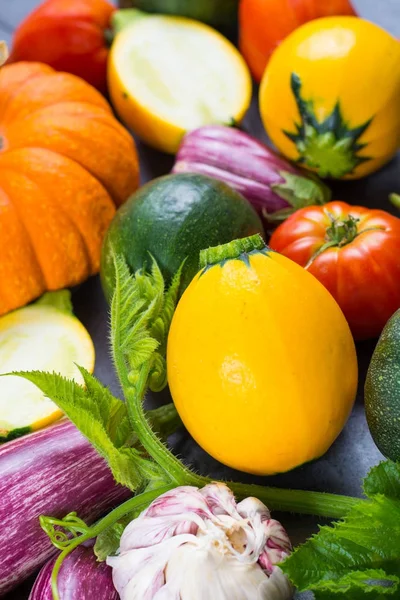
left=28, top=545, right=118, bottom=600
left=173, top=126, right=328, bottom=218
left=0, top=420, right=130, bottom=596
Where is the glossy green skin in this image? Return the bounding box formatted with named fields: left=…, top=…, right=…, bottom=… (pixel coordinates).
left=365, top=309, right=400, bottom=461
left=124, top=0, right=238, bottom=29
left=101, top=174, right=264, bottom=302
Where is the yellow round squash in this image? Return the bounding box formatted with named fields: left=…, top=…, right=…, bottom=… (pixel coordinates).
left=259, top=17, right=400, bottom=180
left=167, top=235, right=358, bottom=475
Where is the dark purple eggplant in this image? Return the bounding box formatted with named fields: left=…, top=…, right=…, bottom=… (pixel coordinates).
left=173, top=126, right=331, bottom=222
left=28, top=544, right=118, bottom=600
left=0, top=419, right=130, bottom=596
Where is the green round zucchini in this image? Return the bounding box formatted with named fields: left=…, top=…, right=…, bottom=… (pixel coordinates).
left=101, top=173, right=264, bottom=301
left=365, top=309, right=400, bottom=461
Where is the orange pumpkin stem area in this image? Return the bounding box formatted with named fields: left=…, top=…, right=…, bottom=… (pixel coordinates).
left=0, top=62, right=139, bottom=317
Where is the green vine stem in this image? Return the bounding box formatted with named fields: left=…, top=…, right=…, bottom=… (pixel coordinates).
left=123, top=378, right=201, bottom=486
left=110, top=250, right=200, bottom=487
left=40, top=513, right=90, bottom=550
left=149, top=402, right=183, bottom=440
left=228, top=481, right=358, bottom=519
left=47, top=484, right=174, bottom=600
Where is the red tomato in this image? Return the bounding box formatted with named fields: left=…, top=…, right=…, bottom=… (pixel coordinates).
left=270, top=201, right=400, bottom=340
left=239, top=0, right=357, bottom=82
left=8, top=0, right=115, bottom=93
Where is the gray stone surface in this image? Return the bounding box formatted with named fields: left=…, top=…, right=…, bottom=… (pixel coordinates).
left=2, top=1, right=400, bottom=599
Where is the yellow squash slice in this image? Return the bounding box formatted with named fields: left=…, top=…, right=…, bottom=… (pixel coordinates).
left=108, top=10, right=252, bottom=153
left=0, top=292, right=95, bottom=442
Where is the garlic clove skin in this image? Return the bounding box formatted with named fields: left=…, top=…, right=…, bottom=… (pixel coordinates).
left=164, top=545, right=273, bottom=600
left=163, top=545, right=293, bottom=600
left=107, top=483, right=294, bottom=600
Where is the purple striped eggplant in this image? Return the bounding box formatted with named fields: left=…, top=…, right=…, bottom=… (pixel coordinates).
left=0, top=419, right=130, bottom=596
left=29, top=544, right=118, bottom=600
left=173, top=126, right=331, bottom=223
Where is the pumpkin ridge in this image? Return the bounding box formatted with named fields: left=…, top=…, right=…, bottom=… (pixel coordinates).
left=0, top=64, right=53, bottom=119
left=0, top=146, right=116, bottom=274
left=0, top=175, right=46, bottom=290
left=2, top=101, right=112, bottom=130
left=4, top=111, right=138, bottom=206
left=0, top=166, right=91, bottom=288
left=10, top=101, right=129, bottom=138
left=0, top=156, right=93, bottom=276
left=3, top=159, right=93, bottom=274
left=1, top=75, right=111, bottom=126
left=25, top=99, right=136, bottom=143
left=0, top=171, right=57, bottom=289
left=0, top=181, right=46, bottom=312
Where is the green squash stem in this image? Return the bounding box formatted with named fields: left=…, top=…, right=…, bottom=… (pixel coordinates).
left=200, top=234, right=268, bottom=269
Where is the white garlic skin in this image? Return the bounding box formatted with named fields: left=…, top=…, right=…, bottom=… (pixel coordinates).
left=107, top=483, right=294, bottom=600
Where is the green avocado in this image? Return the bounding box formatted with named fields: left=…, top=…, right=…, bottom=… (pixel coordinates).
left=365, top=309, right=400, bottom=461
left=101, top=173, right=264, bottom=301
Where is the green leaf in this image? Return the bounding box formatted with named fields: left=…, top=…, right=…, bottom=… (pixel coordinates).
left=110, top=250, right=198, bottom=486
left=282, top=461, right=400, bottom=598
left=364, top=461, right=400, bottom=500
left=110, top=250, right=182, bottom=394
left=110, top=253, right=160, bottom=389
left=76, top=366, right=131, bottom=448
left=312, top=569, right=399, bottom=597
left=34, top=290, right=73, bottom=315
left=94, top=512, right=136, bottom=561
left=94, top=521, right=126, bottom=560
left=271, top=170, right=331, bottom=210
left=151, top=261, right=183, bottom=356
left=11, top=370, right=144, bottom=492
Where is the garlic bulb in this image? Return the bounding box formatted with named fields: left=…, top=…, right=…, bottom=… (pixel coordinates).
left=107, top=483, right=293, bottom=599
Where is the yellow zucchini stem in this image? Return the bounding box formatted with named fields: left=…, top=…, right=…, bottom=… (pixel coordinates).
left=200, top=233, right=268, bottom=269
left=284, top=73, right=372, bottom=179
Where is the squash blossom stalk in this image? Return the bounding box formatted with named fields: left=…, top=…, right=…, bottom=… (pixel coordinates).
left=107, top=482, right=293, bottom=599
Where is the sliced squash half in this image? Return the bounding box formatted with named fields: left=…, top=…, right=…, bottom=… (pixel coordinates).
left=108, top=10, right=252, bottom=153
left=0, top=291, right=95, bottom=442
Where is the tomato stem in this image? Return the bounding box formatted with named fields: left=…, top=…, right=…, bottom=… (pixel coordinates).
left=306, top=211, right=386, bottom=268
left=306, top=212, right=359, bottom=268
left=325, top=213, right=360, bottom=246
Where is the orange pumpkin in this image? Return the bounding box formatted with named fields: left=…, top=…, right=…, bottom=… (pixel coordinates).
left=0, top=62, right=139, bottom=316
